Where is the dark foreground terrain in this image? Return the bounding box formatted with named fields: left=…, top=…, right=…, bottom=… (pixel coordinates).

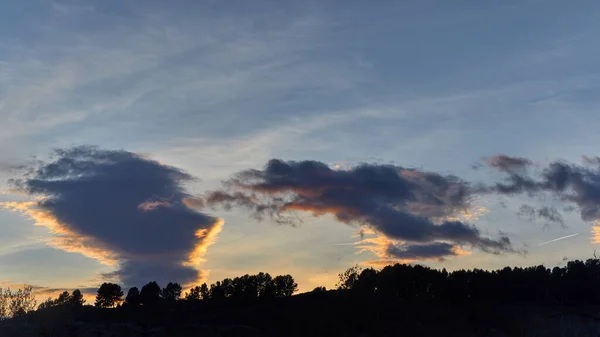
left=2, top=294, right=600, bottom=337
left=4, top=259, right=600, bottom=336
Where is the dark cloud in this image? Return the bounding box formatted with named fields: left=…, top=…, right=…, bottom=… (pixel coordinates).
left=517, top=205, right=565, bottom=229
left=486, top=156, right=600, bottom=223
left=206, top=159, right=514, bottom=255
left=485, top=154, right=532, bottom=173
left=385, top=242, right=459, bottom=260
left=7, top=146, right=222, bottom=287
left=517, top=204, right=536, bottom=220
left=537, top=206, right=565, bottom=228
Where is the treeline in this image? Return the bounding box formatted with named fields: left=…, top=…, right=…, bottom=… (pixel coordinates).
left=38, top=289, right=85, bottom=310
left=123, top=273, right=298, bottom=307
left=337, top=258, right=600, bottom=305
left=15, top=257, right=600, bottom=319
left=35, top=272, right=299, bottom=311
left=185, top=273, right=297, bottom=301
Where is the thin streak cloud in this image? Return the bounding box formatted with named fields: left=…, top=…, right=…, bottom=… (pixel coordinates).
left=538, top=233, right=580, bottom=246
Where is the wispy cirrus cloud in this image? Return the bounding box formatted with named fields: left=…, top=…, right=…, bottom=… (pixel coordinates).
left=0, top=1, right=367, bottom=154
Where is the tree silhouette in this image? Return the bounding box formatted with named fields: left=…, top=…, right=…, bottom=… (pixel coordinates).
left=0, top=289, right=7, bottom=318
left=38, top=289, right=85, bottom=310
left=6, top=286, right=36, bottom=317
left=37, top=298, right=55, bottom=311
left=185, top=286, right=201, bottom=301
left=0, top=286, right=36, bottom=318
left=185, top=283, right=210, bottom=301
left=336, top=265, right=362, bottom=290
left=56, top=291, right=71, bottom=306
left=221, top=278, right=234, bottom=298
left=209, top=281, right=225, bottom=300
left=95, top=283, right=123, bottom=308
left=125, top=287, right=141, bottom=306
left=140, top=281, right=161, bottom=306
left=70, top=289, right=85, bottom=307
left=199, top=283, right=210, bottom=300
left=273, top=275, right=298, bottom=297
left=162, top=282, right=182, bottom=301
left=231, top=274, right=258, bottom=301
left=256, top=272, right=275, bottom=299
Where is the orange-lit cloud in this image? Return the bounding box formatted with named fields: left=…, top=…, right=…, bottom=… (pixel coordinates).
left=207, top=159, right=514, bottom=258
left=137, top=200, right=172, bottom=212
left=355, top=229, right=471, bottom=266
left=4, top=146, right=225, bottom=288
left=3, top=198, right=225, bottom=287
left=1, top=201, right=118, bottom=266
left=592, top=224, right=600, bottom=244
left=3, top=197, right=225, bottom=287
left=182, top=197, right=205, bottom=210
left=184, top=218, right=224, bottom=286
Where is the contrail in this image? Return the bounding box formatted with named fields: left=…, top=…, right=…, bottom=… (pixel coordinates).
left=538, top=233, right=579, bottom=246
left=333, top=242, right=359, bottom=246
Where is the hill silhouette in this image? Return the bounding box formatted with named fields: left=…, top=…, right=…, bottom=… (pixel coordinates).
left=2, top=259, right=600, bottom=336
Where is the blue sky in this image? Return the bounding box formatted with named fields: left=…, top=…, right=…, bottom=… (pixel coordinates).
left=1, top=0, right=600, bottom=297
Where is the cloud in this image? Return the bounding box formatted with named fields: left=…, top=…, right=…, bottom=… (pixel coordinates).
left=517, top=204, right=565, bottom=229
left=3, top=146, right=223, bottom=287
left=206, top=159, right=515, bottom=259
left=485, top=155, right=600, bottom=223
left=485, top=154, right=532, bottom=173
left=355, top=229, right=473, bottom=266
left=386, top=242, right=470, bottom=260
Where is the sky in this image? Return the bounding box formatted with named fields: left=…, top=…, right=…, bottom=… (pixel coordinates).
left=1, top=0, right=600, bottom=301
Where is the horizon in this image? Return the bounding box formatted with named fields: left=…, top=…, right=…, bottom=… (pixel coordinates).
left=2, top=1, right=600, bottom=304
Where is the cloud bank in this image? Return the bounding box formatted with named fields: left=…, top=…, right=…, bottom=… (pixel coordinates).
left=3, top=146, right=222, bottom=287
left=205, top=159, right=515, bottom=262
left=8, top=151, right=598, bottom=279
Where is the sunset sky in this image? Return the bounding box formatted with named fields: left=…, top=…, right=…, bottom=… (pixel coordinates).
left=2, top=1, right=600, bottom=300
